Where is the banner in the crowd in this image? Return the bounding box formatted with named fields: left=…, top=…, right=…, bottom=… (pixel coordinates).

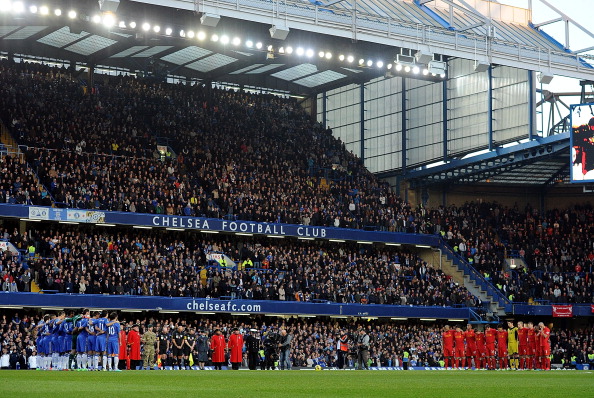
left=552, top=305, right=573, bottom=317
left=0, top=241, right=19, bottom=255
left=0, top=292, right=470, bottom=319
left=591, top=304, right=594, bottom=313
left=1, top=204, right=440, bottom=246
left=512, top=304, right=592, bottom=317
left=207, top=253, right=236, bottom=268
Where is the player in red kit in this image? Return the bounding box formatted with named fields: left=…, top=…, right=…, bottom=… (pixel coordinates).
left=475, top=329, right=486, bottom=370
left=485, top=325, right=497, bottom=370
left=464, top=324, right=477, bottom=369
left=454, top=327, right=466, bottom=369
left=538, top=322, right=551, bottom=370
left=526, top=322, right=537, bottom=370
left=516, top=321, right=528, bottom=370
left=496, top=325, right=508, bottom=370
left=442, top=325, right=454, bottom=369
left=535, top=322, right=544, bottom=369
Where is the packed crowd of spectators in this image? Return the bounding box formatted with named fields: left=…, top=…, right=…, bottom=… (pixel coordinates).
left=438, top=201, right=594, bottom=304
left=0, top=60, right=423, bottom=231
left=1, top=225, right=475, bottom=308
left=1, top=60, right=594, bottom=307
left=0, top=153, right=51, bottom=207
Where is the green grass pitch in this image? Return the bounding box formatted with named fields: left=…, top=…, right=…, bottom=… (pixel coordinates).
left=1, top=370, right=593, bottom=397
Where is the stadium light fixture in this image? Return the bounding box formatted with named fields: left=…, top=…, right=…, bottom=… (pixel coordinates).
left=187, top=30, right=195, bottom=39
left=29, top=5, right=37, bottom=13
left=128, top=21, right=136, bottom=29
left=232, top=37, right=241, bottom=46
left=19, top=218, right=41, bottom=222
left=97, top=223, right=116, bottom=227
left=0, top=1, right=12, bottom=12
left=267, top=235, right=284, bottom=239
left=0, top=0, right=12, bottom=12
left=295, top=47, right=304, bottom=56
left=376, top=61, right=384, bottom=68
left=39, top=5, right=49, bottom=15
left=91, top=14, right=101, bottom=23
left=318, top=51, right=325, bottom=58
left=358, top=58, right=364, bottom=65
left=285, top=46, right=293, bottom=55
left=305, top=49, right=314, bottom=58
left=338, top=54, right=345, bottom=61
left=12, top=1, right=24, bottom=13
left=133, top=226, right=152, bottom=229
left=200, top=13, right=220, bottom=27
left=420, top=318, right=437, bottom=321
left=165, top=27, right=172, bottom=36
left=412, top=65, right=420, bottom=74
left=357, top=241, right=373, bottom=245
left=537, top=72, right=554, bottom=85
left=269, top=24, right=289, bottom=40
left=200, top=230, right=219, bottom=234
left=54, top=8, right=61, bottom=16
left=255, top=41, right=262, bottom=49
left=474, top=60, right=490, bottom=72
left=220, top=35, right=229, bottom=44
left=103, top=14, right=116, bottom=28
left=245, top=40, right=253, bottom=48
left=366, top=60, right=373, bottom=67
left=142, top=22, right=150, bottom=32
left=428, top=60, right=447, bottom=75
left=68, top=10, right=77, bottom=19
left=404, top=65, right=411, bottom=73
left=165, top=227, right=183, bottom=231
left=298, top=237, right=315, bottom=240
left=385, top=242, right=401, bottom=246
left=211, top=34, right=219, bottom=42
left=395, top=63, right=402, bottom=71
left=386, top=63, right=393, bottom=70
left=59, top=221, right=79, bottom=225
left=391, top=317, right=408, bottom=320
left=347, top=55, right=354, bottom=63
left=328, top=239, right=345, bottom=243
left=235, top=233, right=253, bottom=236
left=415, top=50, right=433, bottom=64
left=197, top=31, right=206, bottom=40
left=325, top=52, right=332, bottom=60
left=98, top=0, right=120, bottom=13
left=153, top=25, right=160, bottom=33
left=278, top=47, right=285, bottom=54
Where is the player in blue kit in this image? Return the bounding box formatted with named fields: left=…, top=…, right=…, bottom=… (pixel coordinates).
left=61, top=311, right=75, bottom=370
left=86, top=312, right=99, bottom=370
left=35, top=316, right=49, bottom=370
left=51, top=313, right=65, bottom=369
left=106, top=312, right=121, bottom=371
left=92, top=311, right=109, bottom=371
left=75, top=309, right=90, bottom=370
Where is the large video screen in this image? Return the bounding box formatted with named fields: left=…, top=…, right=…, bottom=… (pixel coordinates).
left=570, top=103, right=594, bottom=182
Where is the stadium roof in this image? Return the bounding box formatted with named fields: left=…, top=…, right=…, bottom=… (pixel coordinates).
left=1, top=0, right=593, bottom=96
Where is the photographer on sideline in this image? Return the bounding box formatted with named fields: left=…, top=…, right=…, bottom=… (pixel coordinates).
left=356, top=328, right=370, bottom=370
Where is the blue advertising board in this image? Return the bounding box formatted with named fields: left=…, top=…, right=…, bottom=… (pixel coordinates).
left=0, top=292, right=470, bottom=319
left=0, top=203, right=439, bottom=246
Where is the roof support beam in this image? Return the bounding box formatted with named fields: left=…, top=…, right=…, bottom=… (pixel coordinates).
left=534, top=0, right=594, bottom=53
